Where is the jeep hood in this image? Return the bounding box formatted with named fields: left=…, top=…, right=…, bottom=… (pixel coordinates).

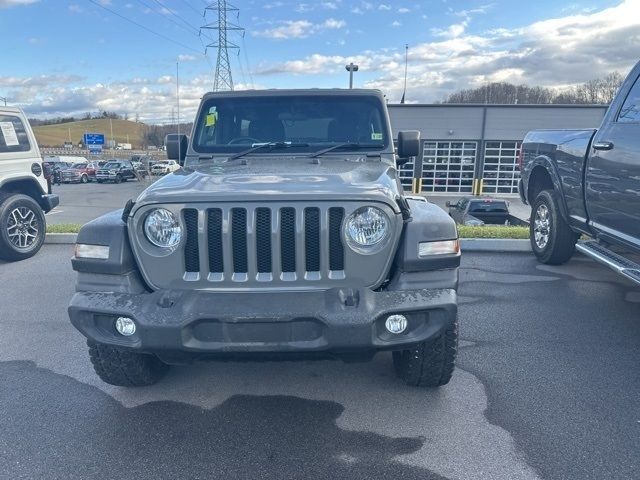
left=134, top=158, right=402, bottom=212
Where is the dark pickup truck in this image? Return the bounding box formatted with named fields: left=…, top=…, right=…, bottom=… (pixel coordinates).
left=520, top=60, right=640, bottom=285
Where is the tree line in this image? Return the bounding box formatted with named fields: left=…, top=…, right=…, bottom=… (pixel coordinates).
left=442, top=72, right=625, bottom=105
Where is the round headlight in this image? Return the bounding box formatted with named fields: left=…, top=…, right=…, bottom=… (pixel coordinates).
left=344, top=206, right=389, bottom=253
left=144, top=208, right=182, bottom=248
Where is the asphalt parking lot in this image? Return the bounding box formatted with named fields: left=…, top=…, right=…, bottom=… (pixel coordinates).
left=46, top=179, right=530, bottom=225
left=1, top=249, right=637, bottom=479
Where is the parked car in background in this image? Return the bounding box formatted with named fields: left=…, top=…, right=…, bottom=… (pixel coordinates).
left=447, top=197, right=526, bottom=226
left=0, top=105, right=59, bottom=261
left=95, top=160, right=137, bottom=184
left=520, top=59, right=640, bottom=285
left=61, top=162, right=96, bottom=184
left=151, top=159, right=180, bottom=175
left=132, top=161, right=149, bottom=179
left=88, top=161, right=106, bottom=170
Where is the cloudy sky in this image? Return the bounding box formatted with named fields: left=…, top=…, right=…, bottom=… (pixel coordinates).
left=1, top=0, right=639, bottom=123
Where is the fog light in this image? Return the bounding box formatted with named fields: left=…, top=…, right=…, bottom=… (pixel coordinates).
left=385, top=314, right=408, bottom=334
left=115, top=317, right=136, bottom=336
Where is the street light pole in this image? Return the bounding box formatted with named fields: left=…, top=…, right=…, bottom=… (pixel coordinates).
left=345, top=62, right=359, bottom=89
left=0, top=96, right=7, bottom=106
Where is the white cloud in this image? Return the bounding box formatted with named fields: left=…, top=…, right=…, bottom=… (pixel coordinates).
left=0, top=0, right=38, bottom=7
left=254, top=18, right=346, bottom=39
left=177, top=54, right=197, bottom=62
left=378, top=4, right=391, bottom=11
left=398, top=7, right=410, bottom=13
left=256, top=0, right=640, bottom=103
left=391, top=20, right=401, bottom=27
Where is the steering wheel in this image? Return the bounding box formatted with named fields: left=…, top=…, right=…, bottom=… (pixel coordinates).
left=227, top=137, right=261, bottom=145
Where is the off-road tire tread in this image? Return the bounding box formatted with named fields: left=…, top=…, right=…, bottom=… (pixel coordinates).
left=530, top=189, right=577, bottom=265
left=392, top=318, right=458, bottom=387
left=88, top=341, right=169, bottom=387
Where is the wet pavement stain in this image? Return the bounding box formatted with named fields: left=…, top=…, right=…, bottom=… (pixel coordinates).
left=0, top=361, right=449, bottom=480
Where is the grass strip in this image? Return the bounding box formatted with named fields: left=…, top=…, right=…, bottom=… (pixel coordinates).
left=458, top=225, right=529, bottom=239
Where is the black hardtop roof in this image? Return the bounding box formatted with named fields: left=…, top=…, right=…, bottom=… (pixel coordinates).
left=201, top=88, right=385, bottom=100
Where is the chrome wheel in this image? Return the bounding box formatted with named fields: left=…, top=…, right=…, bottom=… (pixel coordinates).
left=533, top=204, right=550, bottom=249
left=7, top=206, right=39, bottom=249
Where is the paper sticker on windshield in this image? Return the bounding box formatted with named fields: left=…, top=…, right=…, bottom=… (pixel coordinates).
left=371, top=133, right=383, bottom=141
left=0, top=122, right=20, bottom=146
left=205, top=112, right=218, bottom=127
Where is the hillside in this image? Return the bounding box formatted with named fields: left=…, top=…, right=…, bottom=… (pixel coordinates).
left=33, top=119, right=147, bottom=148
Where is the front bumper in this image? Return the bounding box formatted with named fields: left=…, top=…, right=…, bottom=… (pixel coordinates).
left=68, top=287, right=456, bottom=357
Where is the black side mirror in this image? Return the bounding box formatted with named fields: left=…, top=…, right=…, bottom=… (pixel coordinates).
left=397, top=130, right=421, bottom=161
left=445, top=201, right=451, bottom=207
left=165, top=134, right=188, bottom=165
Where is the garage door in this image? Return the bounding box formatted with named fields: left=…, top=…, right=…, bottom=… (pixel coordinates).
left=482, top=141, right=521, bottom=194
left=421, top=141, right=476, bottom=193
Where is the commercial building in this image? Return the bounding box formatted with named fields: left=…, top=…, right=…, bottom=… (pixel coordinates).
left=388, top=104, right=607, bottom=195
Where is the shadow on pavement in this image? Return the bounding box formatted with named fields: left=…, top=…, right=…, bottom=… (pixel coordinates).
left=0, top=360, right=447, bottom=480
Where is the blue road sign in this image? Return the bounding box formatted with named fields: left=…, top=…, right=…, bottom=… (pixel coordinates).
left=88, top=144, right=103, bottom=154
left=84, top=133, right=105, bottom=145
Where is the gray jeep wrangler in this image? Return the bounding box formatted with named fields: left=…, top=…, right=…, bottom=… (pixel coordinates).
left=68, top=89, right=460, bottom=388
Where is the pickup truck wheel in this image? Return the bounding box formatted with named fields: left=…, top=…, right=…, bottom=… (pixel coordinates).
left=114, top=174, right=122, bottom=184
left=392, top=317, right=457, bottom=388
left=88, top=341, right=169, bottom=387
left=0, top=194, right=46, bottom=262
left=530, top=190, right=577, bottom=265
left=81, top=174, right=88, bottom=183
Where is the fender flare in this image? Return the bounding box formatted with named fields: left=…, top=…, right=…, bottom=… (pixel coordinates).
left=525, top=155, right=571, bottom=222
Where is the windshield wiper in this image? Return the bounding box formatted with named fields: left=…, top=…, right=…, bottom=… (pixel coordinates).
left=228, top=142, right=309, bottom=160
left=308, top=143, right=383, bottom=158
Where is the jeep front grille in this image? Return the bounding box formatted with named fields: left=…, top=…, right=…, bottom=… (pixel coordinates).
left=129, top=201, right=399, bottom=291
left=182, top=205, right=346, bottom=284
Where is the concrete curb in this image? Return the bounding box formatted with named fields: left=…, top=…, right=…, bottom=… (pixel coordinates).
left=45, top=232, right=532, bottom=252
left=460, top=238, right=531, bottom=252
left=45, top=233, right=78, bottom=244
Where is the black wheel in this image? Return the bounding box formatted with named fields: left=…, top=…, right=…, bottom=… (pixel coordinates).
left=392, top=317, right=458, bottom=388
left=114, top=174, right=122, bottom=184
left=530, top=189, right=578, bottom=265
left=0, top=194, right=46, bottom=262
left=81, top=174, right=89, bottom=184
left=88, top=341, right=169, bottom=387
left=97, top=179, right=103, bottom=184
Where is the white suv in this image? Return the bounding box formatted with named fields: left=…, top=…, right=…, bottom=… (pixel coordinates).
left=0, top=106, right=59, bottom=261
left=150, top=159, right=180, bottom=175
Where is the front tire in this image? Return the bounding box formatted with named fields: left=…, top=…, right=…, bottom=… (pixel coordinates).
left=0, top=194, right=46, bottom=262
left=114, top=174, right=122, bottom=184
left=88, top=341, right=169, bottom=387
left=81, top=174, right=89, bottom=184
left=530, top=190, right=577, bottom=265
left=393, top=317, right=458, bottom=387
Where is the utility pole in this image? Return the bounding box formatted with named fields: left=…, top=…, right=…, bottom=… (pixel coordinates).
left=201, top=1, right=244, bottom=91
left=177, top=61, right=181, bottom=160
left=110, top=118, right=114, bottom=150
left=345, top=62, right=359, bottom=89
left=401, top=44, right=408, bottom=103
left=0, top=96, right=7, bottom=106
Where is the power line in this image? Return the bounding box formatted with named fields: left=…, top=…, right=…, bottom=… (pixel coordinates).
left=88, top=0, right=202, bottom=54
left=149, top=0, right=201, bottom=35
left=178, top=0, right=204, bottom=16
left=135, top=0, right=199, bottom=37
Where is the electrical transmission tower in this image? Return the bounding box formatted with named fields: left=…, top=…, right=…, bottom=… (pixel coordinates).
left=201, top=1, right=244, bottom=91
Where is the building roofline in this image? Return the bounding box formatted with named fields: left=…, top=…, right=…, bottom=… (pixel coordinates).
left=387, top=103, right=609, bottom=108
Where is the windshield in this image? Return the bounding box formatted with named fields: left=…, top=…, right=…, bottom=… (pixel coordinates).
left=192, top=94, right=389, bottom=155
left=71, top=163, right=86, bottom=169
left=103, top=162, right=120, bottom=169
left=469, top=201, right=508, bottom=213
